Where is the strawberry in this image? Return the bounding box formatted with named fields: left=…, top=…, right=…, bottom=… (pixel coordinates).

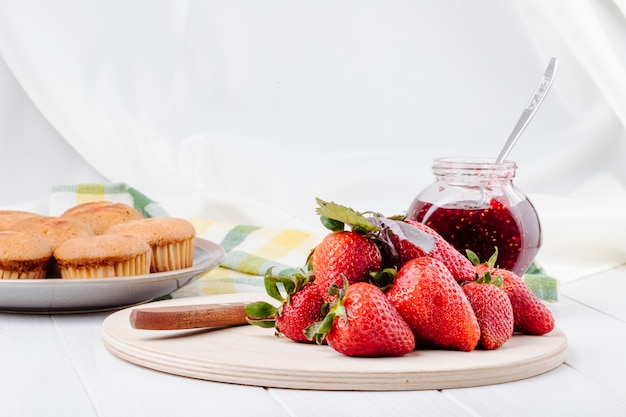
left=306, top=281, right=415, bottom=357
left=476, top=263, right=555, bottom=335
left=275, top=283, right=326, bottom=343
left=386, top=256, right=480, bottom=351
left=469, top=249, right=555, bottom=336
left=245, top=269, right=326, bottom=343
left=311, top=231, right=382, bottom=301
left=461, top=274, right=514, bottom=350
left=391, top=220, right=476, bottom=283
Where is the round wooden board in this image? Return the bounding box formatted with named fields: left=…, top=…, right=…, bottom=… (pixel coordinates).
left=102, top=293, right=567, bottom=391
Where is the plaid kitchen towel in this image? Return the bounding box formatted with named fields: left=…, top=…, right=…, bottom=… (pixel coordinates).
left=175, top=220, right=318, bottom=297
left=50, top=183, right=169, bottom=218
left=49, top=182, right=558, bottom=301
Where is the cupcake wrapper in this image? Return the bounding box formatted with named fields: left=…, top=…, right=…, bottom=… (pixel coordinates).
left=151, top=238, right=195, bottom=273
left=0, top=268, right=47, bottom=280
left=60, top=252, right=151, bottom=279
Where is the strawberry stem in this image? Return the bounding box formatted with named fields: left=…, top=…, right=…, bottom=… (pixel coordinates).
left=369, top=267, right=397, bottom=292
left=247, top=267, right=316, bottom=330
left=263, top=267, right=315, bottom=304
left=466, top=247, right=499, bottom=267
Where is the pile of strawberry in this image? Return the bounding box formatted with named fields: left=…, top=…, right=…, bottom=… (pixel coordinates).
left=246, top=199, right=555, bottom=358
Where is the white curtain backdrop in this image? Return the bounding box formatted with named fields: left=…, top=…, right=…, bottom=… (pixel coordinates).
left=1, top=0, right=625, bottom=279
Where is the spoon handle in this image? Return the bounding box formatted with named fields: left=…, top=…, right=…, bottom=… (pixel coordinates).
left=496, top=57, right=558, bottom=164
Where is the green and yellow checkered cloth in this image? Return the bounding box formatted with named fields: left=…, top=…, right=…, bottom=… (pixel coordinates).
left=51, top=183, right=169, bottom=218
left=50, top=183, right=319, bottom=298
left=50, top=182, right=558, bottom=301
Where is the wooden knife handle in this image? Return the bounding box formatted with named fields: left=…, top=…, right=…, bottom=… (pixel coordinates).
left=130, top=302, right=249, bottom=330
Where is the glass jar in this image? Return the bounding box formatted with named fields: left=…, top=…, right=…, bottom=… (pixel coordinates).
left=407, top=157, right=541, bottom=276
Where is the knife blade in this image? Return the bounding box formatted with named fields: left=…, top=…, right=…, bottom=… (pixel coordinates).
left=129, top=302, right=250, bottom=330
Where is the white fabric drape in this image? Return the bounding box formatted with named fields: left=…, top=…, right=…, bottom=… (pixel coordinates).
left=1, top=0, right=625, bottom=280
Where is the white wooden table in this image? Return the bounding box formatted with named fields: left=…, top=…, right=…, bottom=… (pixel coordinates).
left=2, top=264, right=626, bottom=417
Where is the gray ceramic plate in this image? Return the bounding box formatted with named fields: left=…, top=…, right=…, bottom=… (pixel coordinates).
left=0, top=238, right=225, bottom=313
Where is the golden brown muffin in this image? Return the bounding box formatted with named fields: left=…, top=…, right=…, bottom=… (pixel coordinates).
left=0, top=230, right=53, bottom=279
left=104, top=217, right=196, bottom=272
left=54, top=234, right=151, bottom=279
left=61, top=201, right=143, bottom=234
left=10, top=216, right=95, bottom=250
left=0, top=210, right=42, bottom=231
left=10, top=216, right=96, bottom=277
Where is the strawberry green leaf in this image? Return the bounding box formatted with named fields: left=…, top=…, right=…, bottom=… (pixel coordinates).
left=244, top=301, right=277, bottom=319
left=486, top=247, right=499, bottom=267
left=263, top=268, right=314, bottom=303
left=491, top=273, right=503, bottom=287
left=315, top=198, right=379, bottom=234
left=465, top=249, right=480, bottom=265
left=245, top=301, right=278, bottom=328
left=304, top=312, right=335, bottom=344
left=247, top=318, right=277, bottom=329
left=320, top=216, right=345, bottom=232
left=466, top=249, right=481, bottom=266
left=473, top=270, right=503, bottom=287
left=263, top=269, right=285, bottom=303
left=369, top=267, right=397, bottom=292
left=280, top=278, right=296, bottom=296
left=333, top=301, right=347, bottom=323
left=466, top=248, right=499, bottom=267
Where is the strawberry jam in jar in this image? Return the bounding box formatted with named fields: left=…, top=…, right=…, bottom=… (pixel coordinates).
left=407, top=157, right=541, bottom=276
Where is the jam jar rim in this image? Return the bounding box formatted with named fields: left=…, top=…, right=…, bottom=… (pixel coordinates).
left=433, top=157, right=517, bottom=169
left=432, top=157, right=517, bottom=179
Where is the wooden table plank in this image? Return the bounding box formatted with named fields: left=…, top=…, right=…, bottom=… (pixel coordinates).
left=556, top=277, right=626, bottom=395
left=444, top=364, right=625, bottom=417
left=51, top=312, right=292, bottom=417
left=267, top=388, right=475, bottom=417
left=559, top=264, right=626, bottom=322
left=0, top=313, right=98, bottom=417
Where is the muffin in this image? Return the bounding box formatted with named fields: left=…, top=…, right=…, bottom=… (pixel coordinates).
left=54, top=234, right=151, bottom=279
left=0, top=210, right=42, bottom=231
left=61, top=201, right=143, bottom=234
left=104, top=217, right=196, bottom=272
left=0, top=230, right=53, bottom=279
left=10, top=216, right=96, bottom=277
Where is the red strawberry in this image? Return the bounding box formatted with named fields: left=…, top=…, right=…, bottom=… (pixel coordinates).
left=275, top=283, right=326, bottom=343
left=311, top=231, right=382, bottom=301
left=386, top=256, right=480, bottom=351
left=461, top=275, right=514, bottom=350
left=307, top=281, right=415, bottom=357
left=475, top=263, right=555, bottom=335
left=391, top=220, right=475, bottom=283
left=246, top=269, right=326, bottom=343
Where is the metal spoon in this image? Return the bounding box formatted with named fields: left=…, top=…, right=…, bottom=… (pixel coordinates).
left=496, top=57, right=558, bottom=164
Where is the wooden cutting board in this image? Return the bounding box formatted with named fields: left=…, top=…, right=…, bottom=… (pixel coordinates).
left=101, top=293, right=567, bottom=391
